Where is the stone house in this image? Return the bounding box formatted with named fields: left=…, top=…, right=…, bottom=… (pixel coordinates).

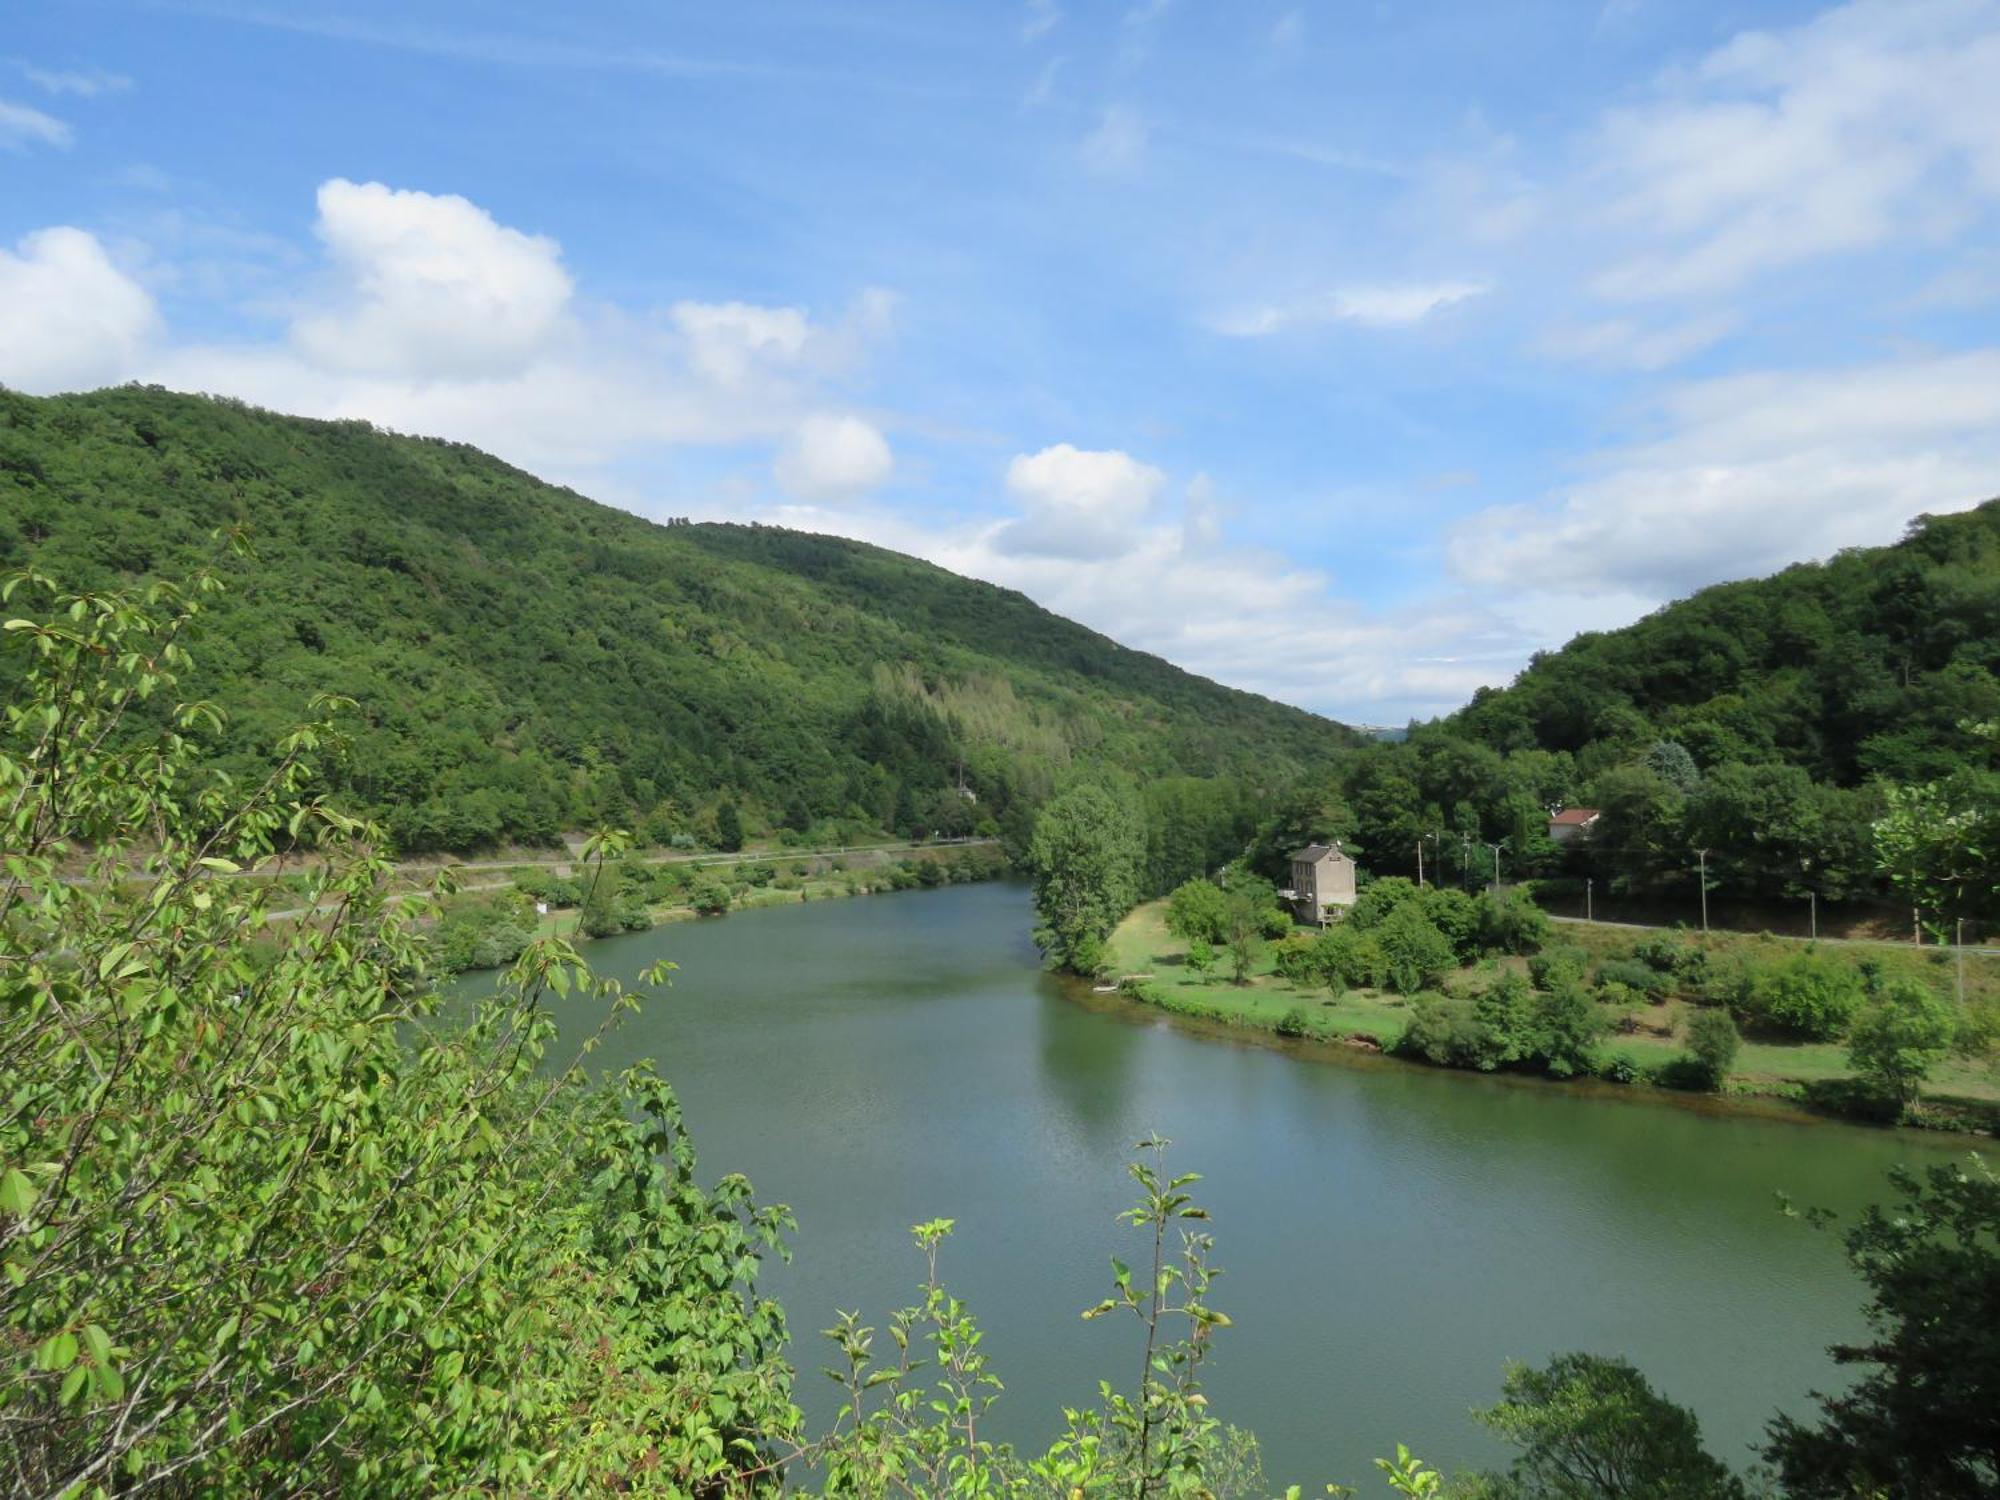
left=1284, top=842, right=1358, bottom=926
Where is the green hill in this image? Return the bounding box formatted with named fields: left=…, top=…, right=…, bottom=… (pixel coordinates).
left=0, top=385, right=1347, bottom=852
left=1449, top=500, right=2000, bottom=783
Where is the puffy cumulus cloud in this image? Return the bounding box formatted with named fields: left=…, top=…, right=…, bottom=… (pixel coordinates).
left=1213, top=280, right=1486, bottom=337
left=0, top=227, right=159, bottom=393
left=1588, top=0, right=2000, bottom=300
left=1448, top=350, right=2000, bottom=600
left=0, top=97, right=71, bottom=151
left=0, top=179, right=890, bottom=485
left=774, top=413, right=893, bottom=500
left=291, top=179, right=575, bottom=378
left=994, top=444, right=1165, bottom=560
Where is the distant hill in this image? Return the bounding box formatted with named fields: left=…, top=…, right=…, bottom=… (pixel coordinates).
left=0, top=385, right=1349, bottom=852
left=1449, top=501, right=2000, bottom=784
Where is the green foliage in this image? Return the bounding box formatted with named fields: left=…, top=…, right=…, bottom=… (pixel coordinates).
left=1475, top=889, right=1551, bottom=957
left=716, top=797, right=746, bottom=853
left=0, top=572, right=801, bottom=1495
left=1529, top=985, right=1609, bottom=1079
left=1746, top=952, right=1866, bottom=1040
left=1681, top=1009, right=1742, bottom=1091
left=1166, top=877, right=1233, bottom=946
left=1764, top=1155, right=2000, bottom=1499
left=0, top=387, right=1342, bottom=856
left=1473, top=1353, right=1745, bottom=1499
left=1398, top=997, right=1496, bottom=1071
left=1874, top=760, right=2000, bottom=940
left=1276, top=1005, right=1313, bottom=1038
left=1471, top=972, right=1537, bottom=1072
left=1030, top=782, right=1145, bottom=975
left=1593, top=958, right=1669, bottom=1001
left=1845, top=978, right=1959, bottom=1110
left=1375, top=907, right=1458, bottom=996
left=1527, top=946, right=1590, bottom=992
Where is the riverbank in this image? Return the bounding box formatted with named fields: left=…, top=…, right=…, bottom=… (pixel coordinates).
left=1102, top=900, right=2000, bottom=1133
left=435, top=840, right=1013, bottom=970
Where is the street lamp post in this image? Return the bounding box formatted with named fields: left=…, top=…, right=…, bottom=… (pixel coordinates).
left=1416, top=839, right=1425, bottom=889
left=1484, top=841, right=1504, bottom=895
left=1461, top=834, right=1472, bottom=892
left=1586, top=877, right=1593, bottom=924
left=1695, top=848, right=1710, bottom=934
left=1809, top=890, right=1817, bottom=942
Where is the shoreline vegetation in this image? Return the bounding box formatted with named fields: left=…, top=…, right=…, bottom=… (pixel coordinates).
left=426, top=839, right=1011, bottom=973
left=1101, top=894, right=2000, bottom=1135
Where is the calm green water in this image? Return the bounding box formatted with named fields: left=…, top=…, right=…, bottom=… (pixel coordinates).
left=461, top=880, right=1961, bottom=1489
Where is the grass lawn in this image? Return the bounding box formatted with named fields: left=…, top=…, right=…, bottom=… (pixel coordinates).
left=1105, top=900, right=2000, bottom=1115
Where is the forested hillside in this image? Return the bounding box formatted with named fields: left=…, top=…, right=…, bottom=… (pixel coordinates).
left=1453, top=502, right=2000, bottom=784
left=1246, top=505, right=1998, bottom=927
left=0, top=385, right=1346, bottom=852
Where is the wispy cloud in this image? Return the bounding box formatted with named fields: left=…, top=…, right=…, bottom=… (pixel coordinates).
left=1212, top=281, right=1488, bottom=336
left=19, top=64, right=131, bottom=96
left=0, top=97, right=70, bottom=150
left=1080, top=105, right=1147, bottom=173
left=1022, top=0, right=1061, bottom=42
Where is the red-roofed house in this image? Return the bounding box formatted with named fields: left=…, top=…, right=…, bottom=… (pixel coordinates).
left=1547, top=807, right=1602, bottom=843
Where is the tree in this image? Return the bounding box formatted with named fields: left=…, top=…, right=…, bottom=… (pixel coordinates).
left=1375, top=905, right=1456, bottom=995
left=715, top=798, right=745, bottom=852
left=1529, top=985, right=1607, bottom=1078
left=578, top=857, right=626, bottom=937
left=1028, top=782, right=1144, bottom=974
left=1681, top=1009, right=1740, bottom=1091
left=1765, top=1156, right=2000, bottom=1498
left=1874, top=766, right=2000, bottom=941
left=1184, top=935, right=1216, bottom=981
left=1222, top=888, right=1267, bottom=985
left=0, top=573, right=799, bottom=1494
left=1165, top=877, right=1232, bottom=946
left=1846, top=978, right=1958, bottom=1111
left=1476, top=888, right=1552, bottom=956
left=1476, top=1353, right=1745, bottom=1499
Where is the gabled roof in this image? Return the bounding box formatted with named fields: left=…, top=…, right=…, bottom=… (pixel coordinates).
left=1549, top=807, right=1602, bottom=826
left=1290, top=842, right=1349, bottom=863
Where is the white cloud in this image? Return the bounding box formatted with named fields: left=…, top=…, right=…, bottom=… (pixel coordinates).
left=0, top=97, right=71, bottom=150
left=21, top=65, right=131, bottom=97
left=1536, top=312, right=1737, bottom=371
left=1588, top=0, right=2000, bottom=300
left=1022, top=0, right=1061, bottom=41
left=774, top=413, right=893, bottom=500
left=291, top=178, right=575, bottom=378
left=671, top=300, right=812, bottom=385
left=1080, top=105, right=1147, bottom=172
left=1448, top=350, right=2000, bottom=599
left=1214, top=280, right=1487, bottom=336
left=0, top=227, right=159, bottom=393
left=995, top=444, right=1165, bottom=560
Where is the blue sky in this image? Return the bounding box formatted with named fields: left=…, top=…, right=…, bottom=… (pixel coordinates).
left=6, top=0, right=2000, bottom=722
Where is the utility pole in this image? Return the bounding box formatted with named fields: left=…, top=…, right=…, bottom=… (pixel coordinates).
left=1808, top=890, right=1817, bottom=942
left=1586, top=877, right=1593, bottom=924
left=1695, top=848, right=1710, bottom=934
left=1416, top=840, right=1425, bottom=888
left=1461, top=834, right=1472, bottom=892
left=1484, top=841, right=1504, bottom=895
left=1958, top=918, right=1967, bottom=1007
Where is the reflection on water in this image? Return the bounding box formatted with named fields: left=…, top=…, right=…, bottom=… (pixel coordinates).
left=453, top=880, right=1956, bottom=1489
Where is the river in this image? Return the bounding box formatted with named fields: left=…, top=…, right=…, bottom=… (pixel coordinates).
left=456, top=879, right=1962, bottom=1489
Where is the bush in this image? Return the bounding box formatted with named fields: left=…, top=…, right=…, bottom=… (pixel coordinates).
left=1397, top=996, right=1492, bottom=1069
left=1747, top=952, right=1866, bottom=1040
left=1275, top=1005, right=1313, bottom=1038
left=1475, top=888, right=1551, bottom=956
left=1682, top=1007, right=1741, bottom=1091
left=1846, top=979, right=1958, bottom=1111
left=1376, top=906, right=1457, bottom=995
left=1594, top=958, right=1669, bottom=1000
left=1528, top=945, right=1589, bottom=991
left=1420, top=887, right=1481, bottom=960
left=1349, top=876, right=1422, bottom=932
left=1529, top=985, right=1607, bottom=1078
left=1317, top=926, right=1386, bottom=989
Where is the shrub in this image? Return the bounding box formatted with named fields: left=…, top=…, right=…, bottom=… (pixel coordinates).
left=1529, top=985, right=1607, bottom=1078
left=1420, top=887, right=1481, bottom=960
left=1528, top=945, right=1590, bottom=991
left=1475, top=888, right=1551, bottom=956
left=1376, top=906, right=1457, bottom=995
left=1350, top=876, right=1422, bottom=932
left=1682, top=1008, right=1741, bottom=1091
left=1594, top=958, right=1668, bottom=1000
left=1317, top=926, right=1386, bottom=989
left=1397, top=996, right=1491, bottom=1069
left=1747, top=952, right=1866, bottom=1040
left=1846, top=979, right=1958, bottom=1111
left=1471, top=972, right=1536, bottom=1070
left=1275, top=1005, right=1313, bottom=1038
